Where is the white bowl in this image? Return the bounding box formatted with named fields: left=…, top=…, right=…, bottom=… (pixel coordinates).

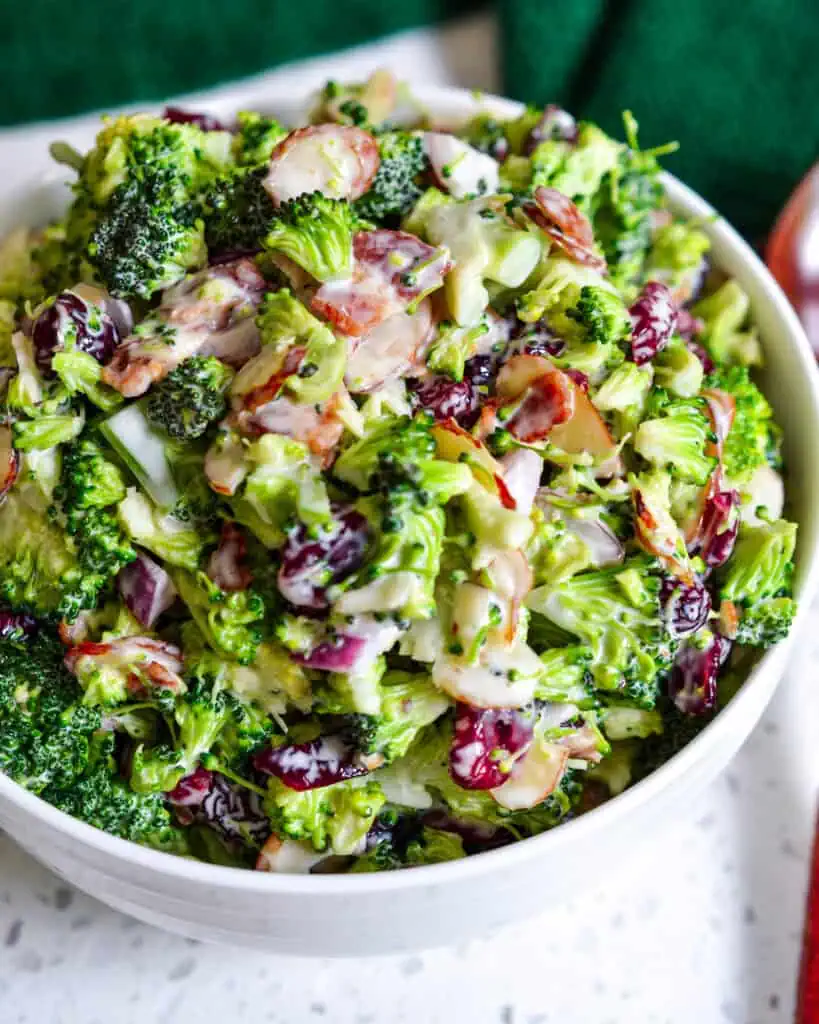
left=1, top=86, right=819, bottom=956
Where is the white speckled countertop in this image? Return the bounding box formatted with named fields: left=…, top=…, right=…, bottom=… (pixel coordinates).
left=1, top=15, right=817, bottom=1023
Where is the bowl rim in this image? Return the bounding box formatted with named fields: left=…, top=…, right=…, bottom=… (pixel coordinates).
left=2, top=83, right=819, bottom=896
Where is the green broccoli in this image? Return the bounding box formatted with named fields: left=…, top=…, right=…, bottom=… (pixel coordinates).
left=526, top=556, right=675, bottom=707
left=264, top=191, right=356, bottom=282
left=644, top=220, right=710, bottom=300
left=56, top=439, right=136, bottom=617
left=653, top=339, right=705, bottom=399
left=145, top=356, right=233, bottom=440
left=632, top=698, right=711, bottom=781
left=172, top=569, right=264, bottom=665
left=633, top=393, right=717, bottom=486
left=352, top=825, right=466, bottom=872
left=592, top=126, right=666, bottom=296
left=65, top=115, right=233, bottom=298
left=46, top=735, right=188, bottom=853
left=717, top=520, right=797, bottom=606
left=202, top=165, right=277, bottom=254
left=0, top=628, right=102, bottom=793
left=568, top=285, right=632, bottom=347
left=693, top=281, right=762, bottom=368
left=733, top=597, right=796, bottom=648
left=264, top=777, right=386, bottom=855
left=232, top=111, right=287, bottom=166
left=707, top=365, right=779, bottom=484
left=333, top=415, right=469, bottom=502
left=354, top=132, right=427, bottom=223
left=425, top=319, right=489, bottom=382
left=461, top=113, right=511, bottom=160
left=343, top=671, right=450, bottom=764
left=534, top=645, right=597, bottom=707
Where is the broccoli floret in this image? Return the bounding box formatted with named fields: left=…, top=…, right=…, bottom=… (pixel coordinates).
left=351, top=824, right=466, bottom=872
left=46, top=736, right=187, bottom=853
left=718, top=520, right=797, bottom=606
left=568, top=285, right=632, bottom=347
left=653, top=339, right=705, bottom=399
left=343, top=671, right=449, bottom=764
left=203, top=165, right=277, bottom=255
left=60, top=438, right=128, bottom=510
left=425, top=319, right=489, bottom=381
left=644, top=220, right=710, bottom=300
left=172, top=569, right=264, bottom=665
left=333, top=415, right=469, bottom=503
left=592, top=130, right=665, bottom=297
left=88, top=193, right=205, bottom=300
left=534, top=646, right=596, bottom=707
left=530, top=123, right=621, bottom=207
left=0, top=629, right=101, bottom=792
left=354, top=132, right=427, bottom=223
left=633, top=393, right=717, bottom=486
left=69, top=115, right=232, bottom=299
left=130, top=669, right=230, bottom=794
left=461, top=114, right=511, bottom=161
left=527, top=556, right=675, bottom=707
left=707, top=366, right=779, bottom=484
left=264, top=191, right=356, bottom=282
left=733, top=597, right=796, bottom=648
left=693, top=281, right=762, bottom=368
left=264, top=777, right=386, bottom=855
left=232, top=111, right=287, bottom=166
left=243, top=289, right=346, bottom=406
left=145, top=356, right=233, bottom=440
left=57, top=439, right=136, bottom=616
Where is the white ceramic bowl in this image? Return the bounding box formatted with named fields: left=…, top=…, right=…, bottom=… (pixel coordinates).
left=1, top=86, right=818, bottom=956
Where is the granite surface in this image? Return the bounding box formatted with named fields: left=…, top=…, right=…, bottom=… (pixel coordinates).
left=0, top=15, right=815, bottom=1023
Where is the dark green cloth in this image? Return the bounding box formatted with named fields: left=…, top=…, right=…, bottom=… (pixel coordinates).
left=2, top=0, right=817, bottom=238
left=501, top=0, right=819, bottom=241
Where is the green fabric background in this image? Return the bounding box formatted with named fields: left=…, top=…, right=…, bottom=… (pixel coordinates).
left=2, top=0, right=817, bottom=238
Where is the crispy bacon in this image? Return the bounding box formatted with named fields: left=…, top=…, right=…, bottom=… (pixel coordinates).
left=64, top=637, right=185, bottom=693
left=524, top=186, right=607, bottom=272
left=241, top=346, right=307, bottom=412
left=264, top=124, right=380, bottom=206
left=495, top=354, right=575, bottom=444
left=242, top=391, right=346, bottom=465
left=311, top=230, right=451, bottom=337
left=102, top=259, right=265, bottom=397
left=0, top=426, right=19, bottom=504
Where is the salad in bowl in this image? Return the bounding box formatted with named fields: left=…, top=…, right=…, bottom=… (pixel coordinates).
left=0, top=70, right=798, bottom=875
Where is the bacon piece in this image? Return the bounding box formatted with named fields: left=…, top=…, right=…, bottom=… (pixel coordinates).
left=241, top=346, right=307, bottom=413
left=208, top=522, right=252, bottom=592
left=64, top=637, right=185, bottom=693
left=102, top=259, right=266, bottom=397
left=495, top=354, right=575, bottom=444
left=311, top=230, right=451, bottom=337
left=243, top=391, right=346, bottom=466
left=263, top=125, right=379, bottom=206
left=0, top=425, right=19, bottom=503
left=524, top=186, right=607, bottom=271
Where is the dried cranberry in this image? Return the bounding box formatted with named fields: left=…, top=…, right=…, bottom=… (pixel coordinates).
left=449, top=704, right=534, bottom=790
left=163, top=107, right=225, bottom=132
left=523, top=105, right=578, bottom=155
left=32, top=291, right=120, bottom=376
left=629, top=282, right=677, bottom=365
left=254, top=735, right=367, bottom=791
left=696, top=490, right=740, bottom=568
left=661, top=576, right=712, bottom=638
left=670, top=632, right=732, bottom=715
left=167, top=765, right=214, bottom=808
left=0, top=609, right=37, bottom=640
left=512, top=320, right=565, bottom=359
left=278, top=505, right=370, bottom=611
left=410, top=375, right=478, bottom=426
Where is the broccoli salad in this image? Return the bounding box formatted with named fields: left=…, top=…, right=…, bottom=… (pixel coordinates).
left=0, top=71, right=797, bottom=873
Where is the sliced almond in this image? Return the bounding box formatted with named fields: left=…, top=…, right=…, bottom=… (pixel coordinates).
left=490, top=740, right=569, bottom=810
